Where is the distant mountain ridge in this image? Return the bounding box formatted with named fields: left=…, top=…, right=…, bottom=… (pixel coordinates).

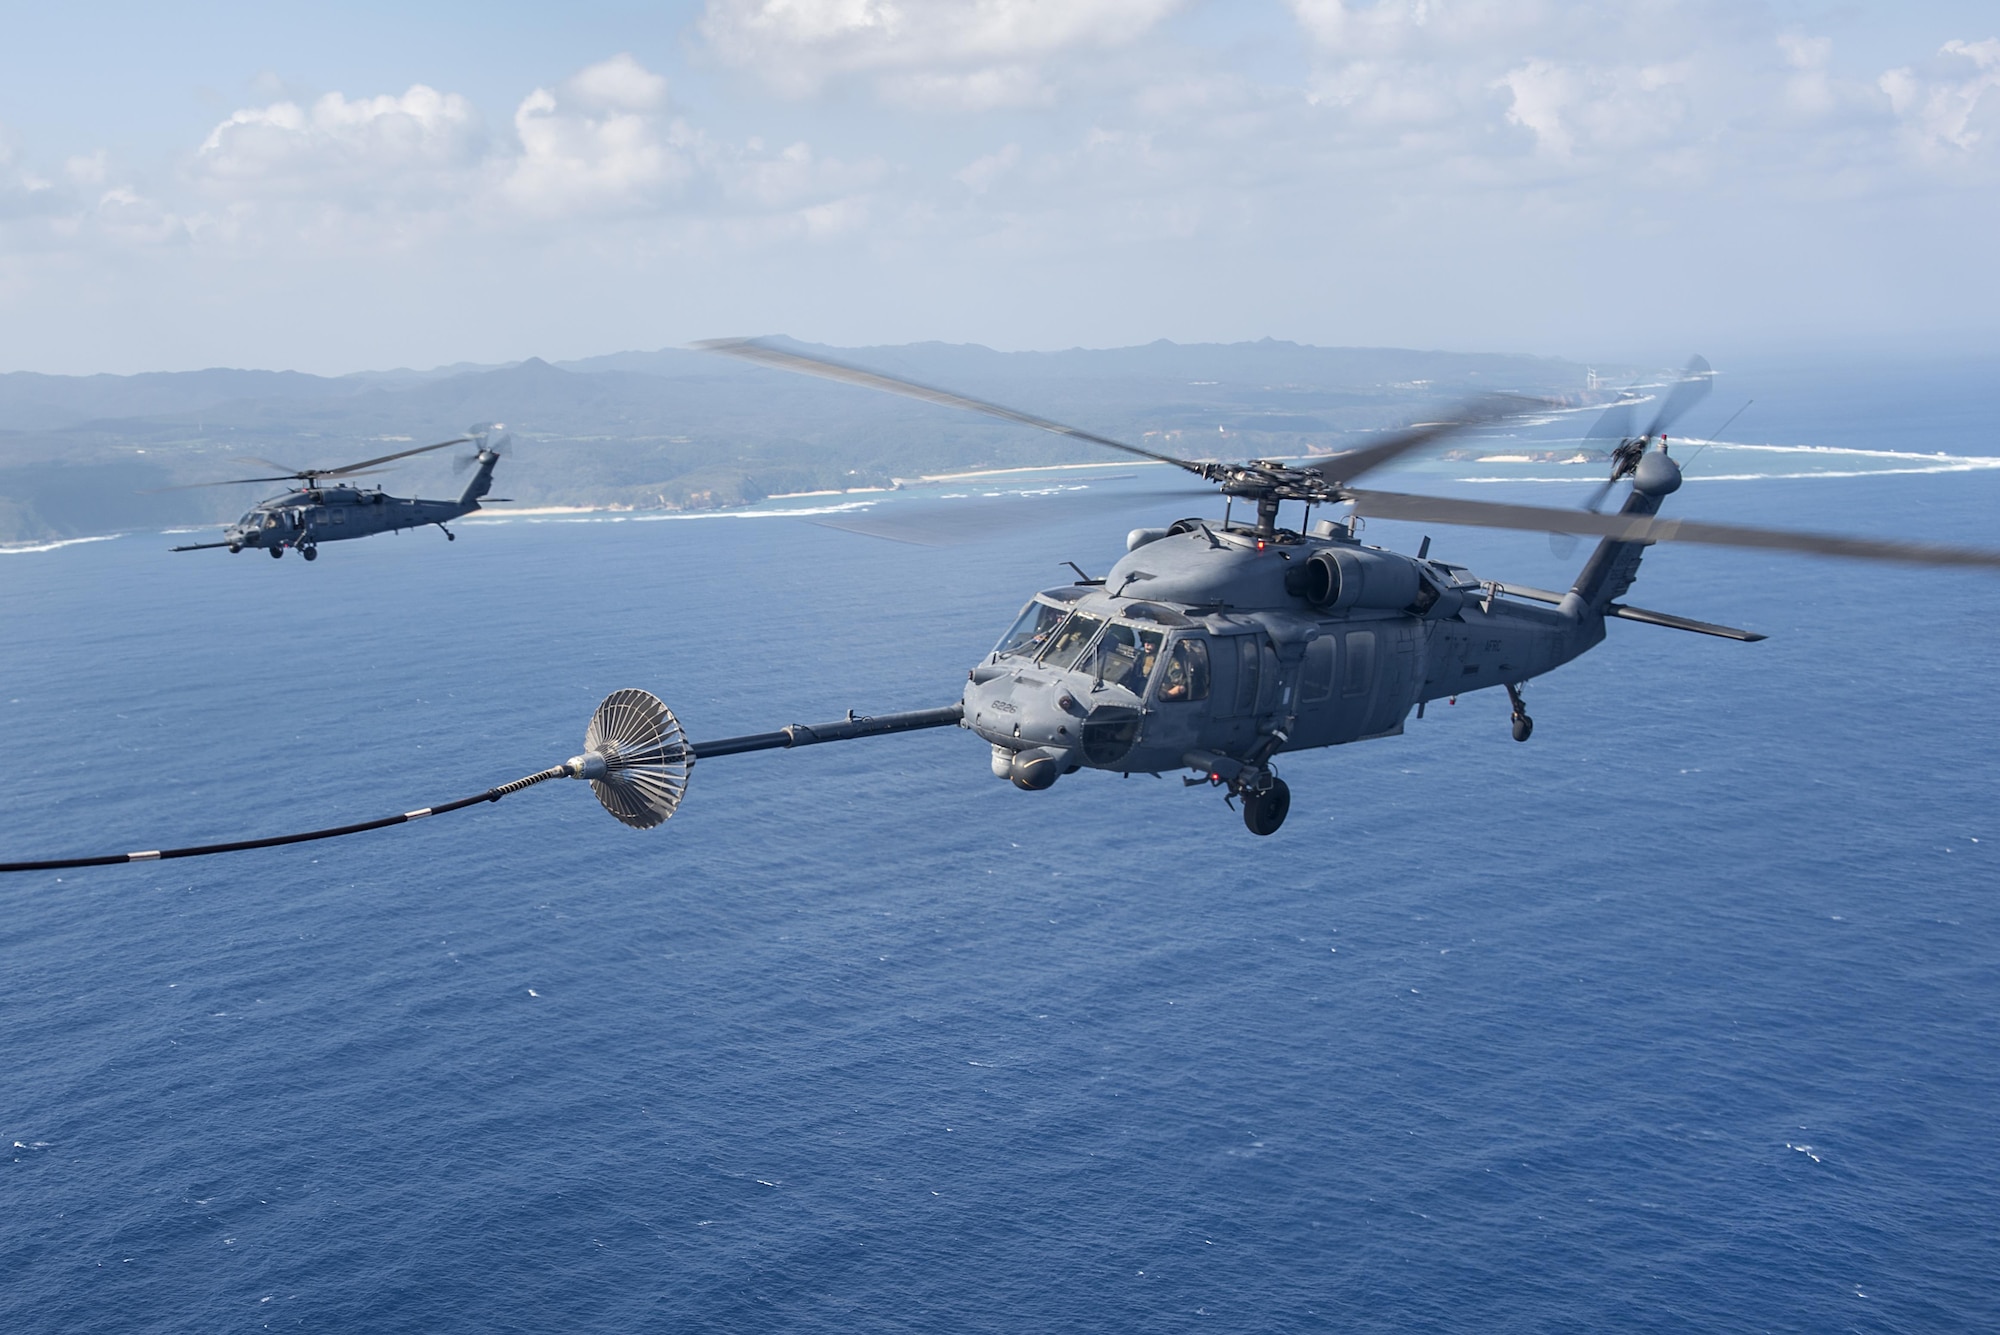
left=0, top=339, right=1603, bottom=544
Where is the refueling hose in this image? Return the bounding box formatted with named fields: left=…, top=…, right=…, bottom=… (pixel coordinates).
left=0, top=767, right=568, bottom=873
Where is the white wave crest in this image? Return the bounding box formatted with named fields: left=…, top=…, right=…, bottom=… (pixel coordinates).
left=0, top=534, right=123, bottom=555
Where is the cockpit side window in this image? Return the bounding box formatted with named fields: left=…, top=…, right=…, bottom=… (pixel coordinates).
left=1156, top=637, right=1211, bottom=703
left=1040, top=613, right=1106, bottom=670
left=995, top=601, right=1069, bottom=659
left=1082, top=623, right=1165, bottom=694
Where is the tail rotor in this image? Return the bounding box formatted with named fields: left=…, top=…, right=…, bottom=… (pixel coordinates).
left=455, top=423, right=511, bottom=473
left=1554, top=357, right=1712, bottom=556
left=1590, top=356, right=1712, bottom=508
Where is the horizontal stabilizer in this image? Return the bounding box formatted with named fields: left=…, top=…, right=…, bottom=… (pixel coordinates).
left=1483, top=582, right=1763, bottom=640
left=1605, top=602, right=1765, bottom=641
left=1488, top=582, right=1566, bottom=605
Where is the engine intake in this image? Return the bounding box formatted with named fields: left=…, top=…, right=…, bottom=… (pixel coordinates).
left=1301, top=547, right=1421, bottom=612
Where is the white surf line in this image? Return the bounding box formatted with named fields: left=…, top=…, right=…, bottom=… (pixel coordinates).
left=1718, top=442, right=2000, bottom=462
left=463, top=478, right=1115, bottom=526
left=915, top=460, right=1172, bottom=483
left=463, top=498, right=893, bottom=525
left=0, top=533, right=124, bottom=555
left=1456, top=462, right=2000, bottom=484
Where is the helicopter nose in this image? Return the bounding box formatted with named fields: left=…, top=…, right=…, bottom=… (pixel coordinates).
left=964, top=675, right=1073, bottom=749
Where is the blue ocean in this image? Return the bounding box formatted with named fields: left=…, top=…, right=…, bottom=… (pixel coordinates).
left=4, top=356, right=1997, bottom=1331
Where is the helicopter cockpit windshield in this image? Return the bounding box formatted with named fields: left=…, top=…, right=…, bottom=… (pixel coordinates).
left=1040, top=613, right=1107, bottom=670
left=1080, top=623, right=1164, bottom=694
left=995, top=601, right=1069, bottom=659
left=993, top=602, right=1166, bottom=694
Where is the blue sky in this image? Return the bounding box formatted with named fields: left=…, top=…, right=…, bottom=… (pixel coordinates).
left=1, top=1, right=1995, bottom=373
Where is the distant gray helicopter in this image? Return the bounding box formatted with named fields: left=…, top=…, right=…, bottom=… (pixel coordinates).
left=165, top=428, right=507, bottom=560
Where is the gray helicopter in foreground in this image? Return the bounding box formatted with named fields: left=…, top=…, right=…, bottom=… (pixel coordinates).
left=17, top=348, right=2000, bottom=875
left=649, top=342, right=2000, bottom=837
left=165, top=428, right=508, bottom=560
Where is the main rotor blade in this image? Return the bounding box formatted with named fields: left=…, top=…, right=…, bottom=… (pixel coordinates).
left=144, top=466, right=397, bottom=495
left=144, top=474, right=303, bottom=493
left=1345, top=488, right=2000, bottom=570
left=806, top=482, right=1213, bottom=547
left=1586, top=401, right=1635, bottom=441
left=1300, top=394, right=1553, bottom=488
left=694, top=338, right=1212, bottom=476
left=1644, top=355, right=1713, bottom=439
left=236, top=455, right=306, bottom=475
left=318, top=436, right=472, bottom=477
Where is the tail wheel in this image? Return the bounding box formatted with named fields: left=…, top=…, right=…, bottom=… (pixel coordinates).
left=1242, top=777, right=1290, bottom=836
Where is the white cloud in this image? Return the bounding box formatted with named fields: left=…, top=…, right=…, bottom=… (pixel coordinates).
left=879, top=65, right=1054, bottom=111
left=1776, top=32, right=1836, bottom=119
left=195, top=85, right=484, bottom=197
left=956, top=142, right=1020, bottom=191
left=1881, top=38, right=2000, bottom=156
left=1288, top=0, right=1546, bottom=57
left=64, top=151, right=108, bottom=186
left=715, top=137, right=886, bottom=210
left=1497, top=59, right=1574, bottom=157
left=1495, top=58, right=1691, bottom=161
left=503, top=58, right=691, bottom=215
left=699, top=0, right=1184, bottom=102
left=174, top=55, right=883, bottom=237
left=567, top=51, right=671, bottom=112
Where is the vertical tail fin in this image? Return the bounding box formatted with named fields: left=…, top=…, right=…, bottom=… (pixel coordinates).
left=1569, top=446, right=1684, bottom=613
left=458, top=450, right=499, bottom=510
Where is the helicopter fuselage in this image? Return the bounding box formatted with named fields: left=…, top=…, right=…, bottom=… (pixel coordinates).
left=179, top=448, right=502, bottom=559
left=962, top=516, right=1607, bottom=793
left=961, top=449, right=1701, bottom=808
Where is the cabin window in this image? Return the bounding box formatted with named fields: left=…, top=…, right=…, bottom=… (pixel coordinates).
left=1343, top=630, right=1376, bottom=697
left=1082, top=623, right=1164, bottom=694
left=1157, top=637, right=1210, bottom=703
left=332, top=509, right=345, bottom=524
left=1233, top=637, right=1262, bottom=714
left=995, top=601, right=1068, bottom=658
left=1040, top=613, right=1106, bottom=671
left=1302, top=635, right=1335, bottom=702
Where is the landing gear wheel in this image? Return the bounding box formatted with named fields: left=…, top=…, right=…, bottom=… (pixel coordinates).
left=227, top=543, right=240, bottom=554
left=269, top=546, right=283, bottom=559
left=302, top=545, right=318, bottom=561
left=1242, top=778, right=1291, bottom=836
left=446, top=532, right=456, bottom=541
left=1511, top=714, right=1534, bottom=743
